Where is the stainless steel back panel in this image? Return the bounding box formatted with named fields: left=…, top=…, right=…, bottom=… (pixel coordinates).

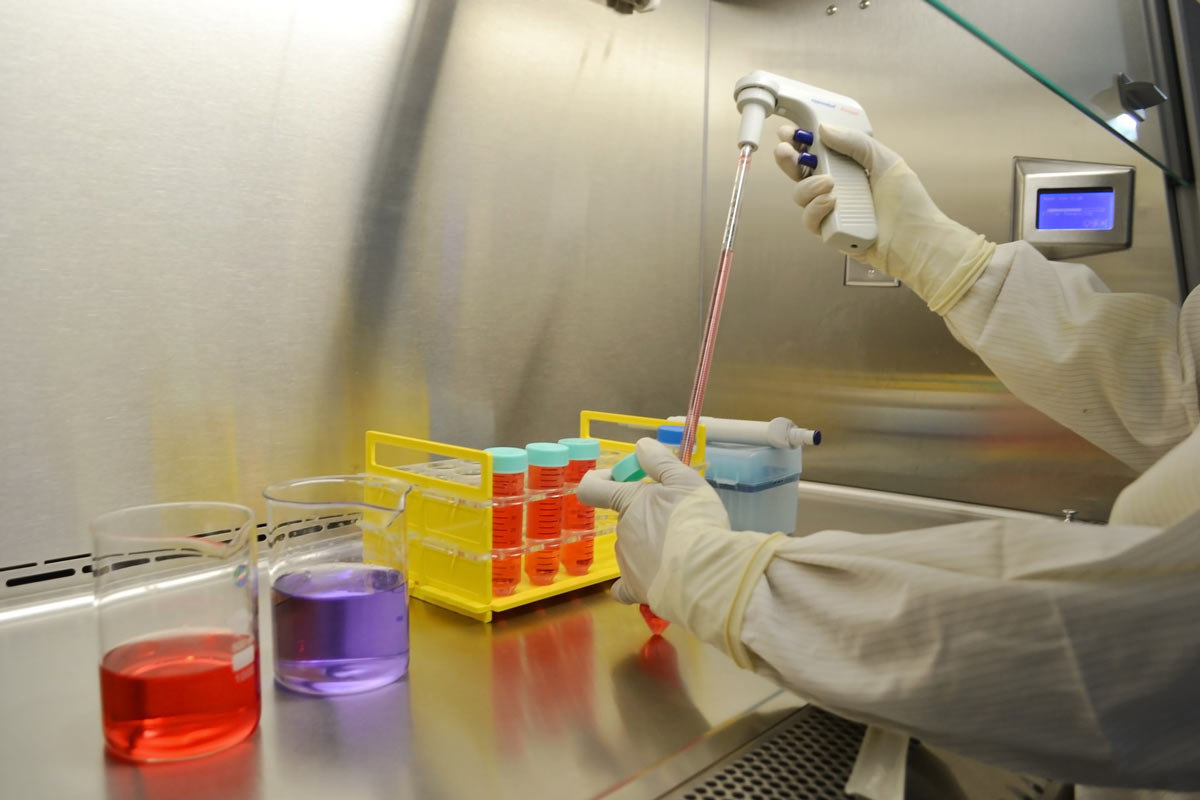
left=0, top=0, right=706, bottom=564
left=0, top=0, right=1185, bottom=570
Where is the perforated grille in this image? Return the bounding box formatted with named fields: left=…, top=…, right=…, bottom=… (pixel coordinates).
left=664, top=706, right=866, bottom=800
left=0, top=515, right=357, bottom=604
left=661, top=705, right=1058, bottom=800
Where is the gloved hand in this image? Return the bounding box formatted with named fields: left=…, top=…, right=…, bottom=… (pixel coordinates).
left=774, top=123, right=996, bottom=315
left=579, top=438, right=788, bottom=664
left=578, top=438, right=715, bottom=606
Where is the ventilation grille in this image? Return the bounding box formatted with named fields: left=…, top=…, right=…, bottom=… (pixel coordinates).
left=663, top=706, right=865, bottom=800
left=0, top=514, right=359, bottom=604
left=1, top=551, right=97, bottom=601
left=662, top=705, right=1054, bottom=800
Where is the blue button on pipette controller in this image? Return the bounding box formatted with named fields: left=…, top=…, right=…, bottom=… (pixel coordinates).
left=792, top=128, right=815, bottom=146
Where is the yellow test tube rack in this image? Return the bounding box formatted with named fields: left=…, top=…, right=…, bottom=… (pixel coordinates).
left=365, top=410, right=706, bottom=621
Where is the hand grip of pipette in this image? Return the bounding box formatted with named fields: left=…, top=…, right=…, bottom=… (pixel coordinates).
left=791, top=118, right=876, bottom=253
left=818, top=143, right=877, bottom=253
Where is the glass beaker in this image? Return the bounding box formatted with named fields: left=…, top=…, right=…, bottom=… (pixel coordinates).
left=262, top=475, right=412, bottom=696
left=91, top=502, right=260, bottom=762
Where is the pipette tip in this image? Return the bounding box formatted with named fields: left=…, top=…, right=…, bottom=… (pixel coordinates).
left=639, top=604, right=670, bottom=635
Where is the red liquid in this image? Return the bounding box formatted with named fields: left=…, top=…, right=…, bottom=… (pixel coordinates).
left=100, top=631, right=260, bottom=762
left=525, top=464, right=564, bottom=585
left=640, top=604, right=670, bottom=635
left=492, top=471, right=525, bottom=596
left=562, top=457, right=596, bottom=576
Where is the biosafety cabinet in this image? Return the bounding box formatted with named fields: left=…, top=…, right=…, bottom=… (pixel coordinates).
left=0, top=1, right=1196, bottom=798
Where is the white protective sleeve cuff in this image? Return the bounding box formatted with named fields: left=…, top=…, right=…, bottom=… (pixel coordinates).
left=646, top=487, right=788, bottom=666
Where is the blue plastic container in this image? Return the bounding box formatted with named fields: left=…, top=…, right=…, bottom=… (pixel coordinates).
left=704, top=443, right=803, bottom=533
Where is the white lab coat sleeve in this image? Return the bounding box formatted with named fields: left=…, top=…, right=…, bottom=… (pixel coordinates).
left=737, top=513, right=1200, bottom=790
left=941, top=241, right=1200, bottom=472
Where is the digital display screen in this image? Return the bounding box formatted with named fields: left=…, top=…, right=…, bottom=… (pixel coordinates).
left=1036, top=188, right=1116, bottom=231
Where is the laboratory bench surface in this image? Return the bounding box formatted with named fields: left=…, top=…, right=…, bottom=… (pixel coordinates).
left=0, top=579, right=794, bottom=800
left=0, top=484, right=1060, bottom=799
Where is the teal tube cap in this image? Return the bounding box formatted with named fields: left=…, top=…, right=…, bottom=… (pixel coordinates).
left=557, top=437, right=601, bottom=461
left=612, top=452, right=646, bottom=482
left=484, top=447, right=527, bottom=474
left=525, top=442, right=569, bottom=468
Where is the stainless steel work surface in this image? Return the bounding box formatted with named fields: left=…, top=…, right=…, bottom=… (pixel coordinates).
left=0, top=583, right=785, bottom=800
left=0, top=483, right=1060, bottom=798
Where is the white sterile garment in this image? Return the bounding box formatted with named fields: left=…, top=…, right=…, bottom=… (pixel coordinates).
left=731, top=242, right=1200, bottom=797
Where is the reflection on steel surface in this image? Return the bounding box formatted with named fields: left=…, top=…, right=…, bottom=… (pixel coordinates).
left=711, top=366, right=1137, bottom=520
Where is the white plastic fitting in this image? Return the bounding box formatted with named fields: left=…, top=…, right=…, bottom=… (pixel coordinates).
left=669, top=416, right=821, bottom=449
left=735, top=86, right=775, bottom=150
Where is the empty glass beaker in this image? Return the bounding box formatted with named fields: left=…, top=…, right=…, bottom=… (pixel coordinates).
left=92, top=502, right=260, bottom=762
left=262, top=475, right=412, bottom=696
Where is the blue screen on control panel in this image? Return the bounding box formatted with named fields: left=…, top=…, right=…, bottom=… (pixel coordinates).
left=1036, top=188, right=1115, bottom=230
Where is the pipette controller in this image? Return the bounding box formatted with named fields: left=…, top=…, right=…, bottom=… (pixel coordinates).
left=734, top=70, right=878, bottom=252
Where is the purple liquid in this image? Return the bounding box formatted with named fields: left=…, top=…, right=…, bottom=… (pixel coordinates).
left=271, top=563, right=409, bottom=695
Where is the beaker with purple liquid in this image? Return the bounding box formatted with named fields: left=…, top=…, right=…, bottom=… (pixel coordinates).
left=263, top=475, right=411, bottom=696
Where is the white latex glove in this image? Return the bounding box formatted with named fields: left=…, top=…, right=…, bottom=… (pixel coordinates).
left=579, top=438, right=788, bottom=660
left=774, top=123, right=996, bottom=315
left=577, top=438, right=713, bottom=605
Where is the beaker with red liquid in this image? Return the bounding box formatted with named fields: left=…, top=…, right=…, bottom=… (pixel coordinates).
left=91, top=502, right=260, bottom=762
